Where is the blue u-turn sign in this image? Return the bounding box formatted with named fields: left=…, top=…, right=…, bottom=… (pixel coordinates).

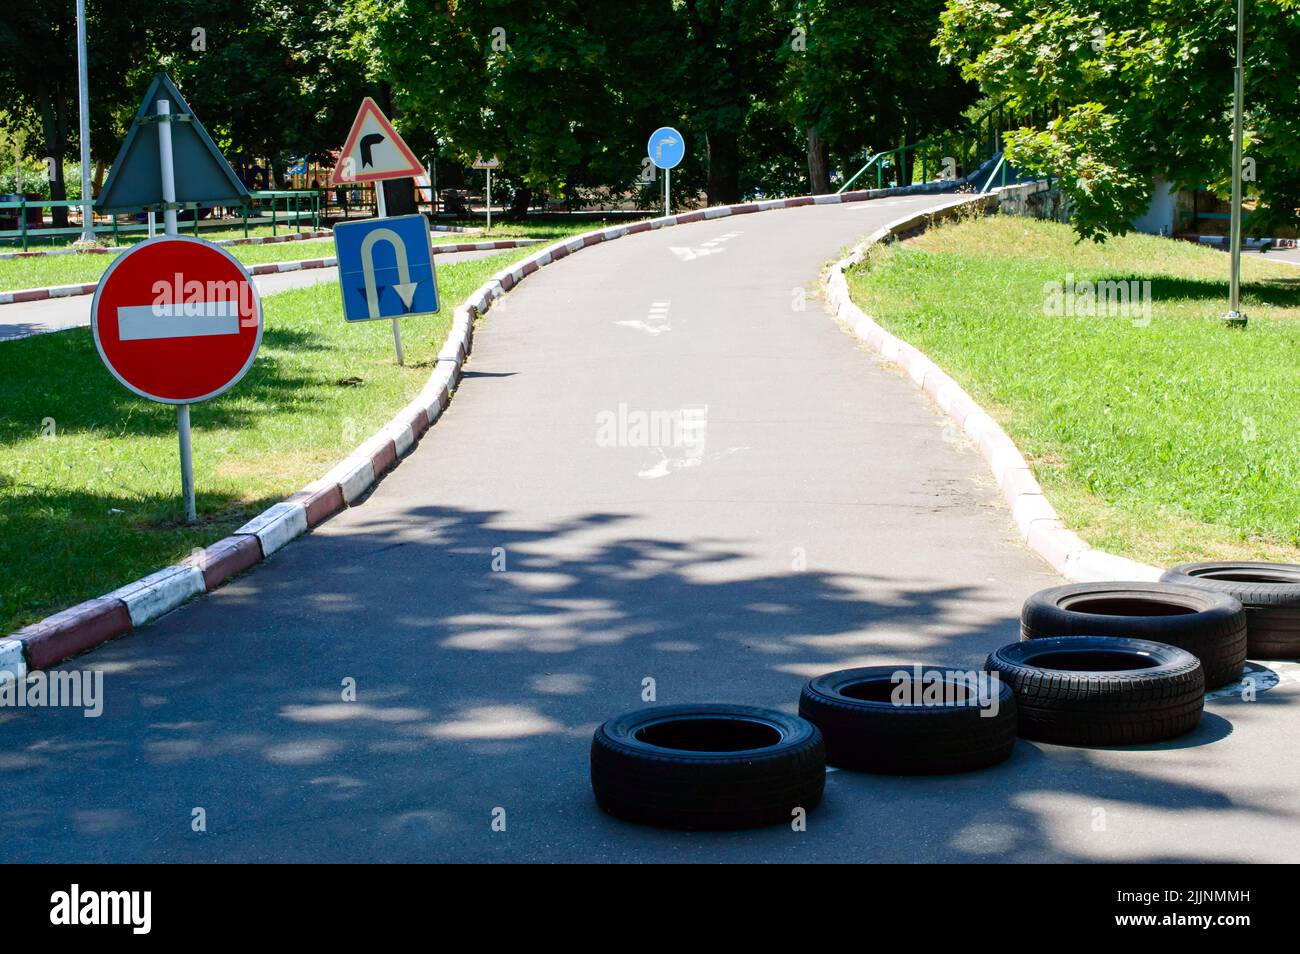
left=334, top=213, right=439, bottom=322
left=647, top=127, right=685, bottom=170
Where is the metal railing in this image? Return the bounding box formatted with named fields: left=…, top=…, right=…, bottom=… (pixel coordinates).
left=836, top=98, right=1028, bottom=195
left=0, top=190, right=324, bottom=250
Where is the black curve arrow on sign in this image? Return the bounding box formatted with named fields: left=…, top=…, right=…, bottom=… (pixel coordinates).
left=359, top=133, right=385, bottom=168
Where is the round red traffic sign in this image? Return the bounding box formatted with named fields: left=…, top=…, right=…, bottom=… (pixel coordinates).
left=91, top=235, right=263, bottom=404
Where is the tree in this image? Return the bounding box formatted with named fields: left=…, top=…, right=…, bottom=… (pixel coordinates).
left=161, top=0, right=371, bottom=180
left=779, top=0, right=975, bottom=194
left=0, top=1, right=168, bottom=225
left=350, top=0, right=627, bottom=210
left=936, top=0, right=1300, bottom=240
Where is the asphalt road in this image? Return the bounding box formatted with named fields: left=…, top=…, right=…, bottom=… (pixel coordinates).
left=0, top=247, right=505, bottom=340
left=3, top=195, right=1297, bottom=863
left=1247, top=246, right=1300, bottom=266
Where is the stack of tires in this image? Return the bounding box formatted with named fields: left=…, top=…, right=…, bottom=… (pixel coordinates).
left=990, top=580, right=1243, bottom=746
left=590, top=562, right=1300, bottom=831
left=1161, top=561, right=1300, bottom=660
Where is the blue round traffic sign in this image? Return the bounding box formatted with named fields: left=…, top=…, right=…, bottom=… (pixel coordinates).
left=647, top=127, right=685, bottom=170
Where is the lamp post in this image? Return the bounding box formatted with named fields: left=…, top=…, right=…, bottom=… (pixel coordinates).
left=1224, top=0, right=1247, bottom=327
left=75, top=0, right=95, bottom=243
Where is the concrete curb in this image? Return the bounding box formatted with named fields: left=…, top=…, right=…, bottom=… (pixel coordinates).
left=0, top=640, right=27, bottom=681
left=821, top=184, right=1162, bottom=584
left=6, top=181, right=983, bottom=671
left=0, top=281, right=99, bottom=304
left=0, top=239, right=545, bottom=303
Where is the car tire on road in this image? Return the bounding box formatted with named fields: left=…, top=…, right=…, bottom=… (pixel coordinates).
left=986, top=636, right=1205, bottom=746
left=798, top=666, right=1017, bottom=774
left=1161, top=561, right=1300, bottom=660
left=590, top=704, right=825, bottom=830
left=1021, top=581, right=1246, bottom=689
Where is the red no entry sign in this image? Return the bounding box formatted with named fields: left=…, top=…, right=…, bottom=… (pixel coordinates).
left=91, top=235, right=263, bottom=404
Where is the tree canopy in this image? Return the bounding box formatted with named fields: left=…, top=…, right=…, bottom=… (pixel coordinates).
left=937, top=0, right=1300, bottom=239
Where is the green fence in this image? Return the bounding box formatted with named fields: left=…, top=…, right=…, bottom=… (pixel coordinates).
left=0, top=190, right=323, bottom=250
left=836, top=100, right=1045, bottom=195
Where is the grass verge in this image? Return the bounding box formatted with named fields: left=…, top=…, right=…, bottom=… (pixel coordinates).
left=0, top=246, right=538, bottom=632
left=846, top=215, right=1300, bottom=568
left=0, top=221, right=602, bottom=292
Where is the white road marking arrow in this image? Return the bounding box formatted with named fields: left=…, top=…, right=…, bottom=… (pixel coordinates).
left=360, top=227, right=419, bottom=317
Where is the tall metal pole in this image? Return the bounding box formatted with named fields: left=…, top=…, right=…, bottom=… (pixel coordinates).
left=1225, top=0, right=1247, bottom=327
left=486, top=167, right=492, bottom=230
left=665, top=167, right=671, bottom=217
left=75, top=0, right=95, bottom=243
left=157, top=98, right=196, bottom=522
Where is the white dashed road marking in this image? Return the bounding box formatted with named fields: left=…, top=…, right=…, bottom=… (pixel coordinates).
left=616, top=299, right=672, bottom=336
left=669, top=230, right=743, bottom=261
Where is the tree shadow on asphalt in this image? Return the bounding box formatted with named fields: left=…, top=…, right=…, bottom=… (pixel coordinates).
left=0, top=503, right=1291, bottom=863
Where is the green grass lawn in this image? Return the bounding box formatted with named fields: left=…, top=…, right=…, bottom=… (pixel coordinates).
left=0, top=221, right=599, bottom=292
left=0, top=246, right=538, bottom=633
left=847, top=215, right=1300, bottom=568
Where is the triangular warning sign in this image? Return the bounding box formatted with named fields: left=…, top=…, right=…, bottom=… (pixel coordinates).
left=95, top=73, right=249, bottom=213
left=331, top=98, right=425, bottom=185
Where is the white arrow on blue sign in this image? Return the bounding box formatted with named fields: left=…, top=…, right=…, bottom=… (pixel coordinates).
left=648, top=127, right=685, bottom=170
left=334, top=214, right=440, bottom=322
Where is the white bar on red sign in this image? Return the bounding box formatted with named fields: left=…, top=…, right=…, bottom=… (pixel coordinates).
left=116, top=301, right=240, bottom=341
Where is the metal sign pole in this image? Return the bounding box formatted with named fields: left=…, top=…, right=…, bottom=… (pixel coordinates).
left=665, top=167, right=670, bottom=217
left=486, top=168, right=492, bottom=230
left=1225, top=0, right=1247, bottom=328
left=158, top=101, right=179, bottom=236
left=157, top=98, right=196, bottom=523
left=374, top=181, right=405, bottom=366
left=75, top=0, right=95, bottom=243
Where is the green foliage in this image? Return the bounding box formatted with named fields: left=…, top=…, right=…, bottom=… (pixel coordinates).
left=937, top=0, right=1300, bottom=239
left=779, top=0, right=975, bottom=190
left=0, top=161, right=83, bottom=201
left=1003, top=106, right=1148, bottom=241
left=0, top=0, right=981, bottom=208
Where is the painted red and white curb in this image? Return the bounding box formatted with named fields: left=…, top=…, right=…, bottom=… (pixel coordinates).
left=821, top=184, right=1162, bottom=584
left=0, top=239, right=545, bottom=304
left=0, top=281, right=101, bottom=304
left=4, top=181, right=990, bottom=673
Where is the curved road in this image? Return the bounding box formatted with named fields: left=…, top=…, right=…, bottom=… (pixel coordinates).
left=2, top=195, right=1295, bottom=863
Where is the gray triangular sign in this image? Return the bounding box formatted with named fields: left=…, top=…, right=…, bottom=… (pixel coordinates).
left=95, top=73, right=249, bottom=213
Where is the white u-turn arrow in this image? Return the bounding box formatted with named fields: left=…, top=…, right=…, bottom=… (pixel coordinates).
left=360, top=227, right=419, bottom=318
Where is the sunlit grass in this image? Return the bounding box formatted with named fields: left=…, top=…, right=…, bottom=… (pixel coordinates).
left=847, top=215, right=1300, bottom=568
left=0, top=221, right=598, bottom=291
left=0, top=247, right=536, bottom=631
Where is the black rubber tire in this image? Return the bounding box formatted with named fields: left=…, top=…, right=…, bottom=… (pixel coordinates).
left=590, top=704, right=825, bottom=830
left=987, top=636, right=1204, bottom=746
left=798, top=666, right=1017, bottom=774
left=1162, top=561, right=1300, bottom=660
left=1021, top=581, right=1246, bottom=689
